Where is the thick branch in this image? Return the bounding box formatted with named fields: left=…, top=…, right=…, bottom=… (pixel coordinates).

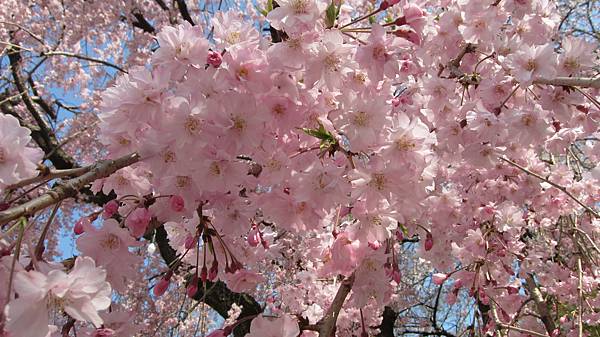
left=524, top=275, right=557, bottom=336
left=533, top=77, right=600, bottom=89
left=376, top=306, right=398, bottom=337
left=0, top=153, right=140, bottom=225
left=131, top=11, right=156, bottom=34
left=175, top=0, right=195, bottom=25
left=317, top=273, right=355, bottom=337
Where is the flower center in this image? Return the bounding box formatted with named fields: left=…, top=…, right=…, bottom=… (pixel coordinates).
left=231, top=116, right=247, bottom=132
left=209, top=162, right=221, bottom=176
left=101, top=233, right=121, bottom=250
left=226, top=31, right=241, bottom=44
left=352, top=111, right=370, bottom=127
left=185, top=116, right=201, bottom=135
left=291, top=0, right=309, bottom=14
left=525, top=59, right=537, bottom=72
left=369, top=173, right=387, bottom=191
left=176, top=175, right=191, bottom=188
left=395, top=136, right=416, bottom=151
left=163, top=150, right=176, bottom=163
left=324, top=54, right=341, bottom=72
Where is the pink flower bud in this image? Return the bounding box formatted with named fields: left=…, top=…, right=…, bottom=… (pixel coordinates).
left=126, top=207, right=152, bottom=238
left=169, top=195, right=185, bottom=212
left=391, top=269, right=401, bottom=283
left=403, top=4, right=424, bottom=23
left=186, top=282, right=198, bottom=297
left=153, top=277, right=170, bottom=297
left=395, top=230, right=403, bottom=241
left=103, top=200, right=119, bottom=219
left=424, top=233, right=433, bottom=251
left=74, top=217, right=90, bottom=235
left=200, top=266, right=208, bottom=282
left=247, top=226, right=261, bottom=247
left=394, top=29, right=421, bottom=45
left=209, top=261, right=218, bottom=281
left=261, top=239, right=269, bottom=249
left=379, top=1, right=389, bottom=10
left=207, top=51, right=223, bottom=68
left=93, top=328, right=115, bottom=337
left=368, top=240, right=381, bottom=250
left=432, top=273, right=448, bottom=285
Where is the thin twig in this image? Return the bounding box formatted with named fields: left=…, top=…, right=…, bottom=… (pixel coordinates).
left=499, top=156, right=599, bottom=218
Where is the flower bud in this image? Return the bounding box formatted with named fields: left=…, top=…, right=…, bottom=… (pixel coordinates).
left=200, top=265, right=208, bottom=282
left=93, top=328, right=115, bottom=337
left=186, top=282, right=198, bottom=297
left=153, top=277, right=170, bottom=297
left=368, top=240, right=381, bottom=250
left=395, top=230, right=403, bottom=242
left=247, top=226, right=261, bottom=247
left=424, top=233, right=433, bottom=251
left=169, top=195, right=185, bottom=212
left=103, top=200, right=119, bottom=219
left=207, top=51, right=223, bottom=68
left=74, top=217, right=90, bottom=235
left=209, top=260, right=218, bottom=281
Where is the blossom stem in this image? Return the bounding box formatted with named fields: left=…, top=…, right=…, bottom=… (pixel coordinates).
left=338, top=8, right=383, bottom=30
left=5, top=217, right=26, bottom=304
left=0, top=152, right=141, bottom=226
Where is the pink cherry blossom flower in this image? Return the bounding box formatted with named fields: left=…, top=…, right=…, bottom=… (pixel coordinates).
left=246, top=314, right=300, bottom=337
left=223, top=269, right=265, bottom=293
left=77, top=219, right=142, bottom=292
left=267, top=0, right=326, bottom=34
left=5, top=256, right=111, bottom=337
left=169, top=195, right=185, bottom=212
left=125, top=207, right=152, bottom=238
left=0, top=114, right=44, bottom=192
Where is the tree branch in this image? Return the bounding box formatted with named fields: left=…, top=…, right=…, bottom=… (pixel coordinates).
left=533, top=76, right=600, bottom=89
left=524, top=275, right=557, bottom=336
left=317, top=273, right=355, bottom=337
left=0, top=153, right=140, bottom=226
left=175, top=0, right=195, bottom=25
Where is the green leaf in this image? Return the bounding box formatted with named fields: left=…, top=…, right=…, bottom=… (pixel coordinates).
left=267, top=0, right=273, bottom=12
left=301, top=122, right=334, bottom=142
left=398, top=223, right=409, bottom=237
left=325, top=1, right=338, bottom=28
